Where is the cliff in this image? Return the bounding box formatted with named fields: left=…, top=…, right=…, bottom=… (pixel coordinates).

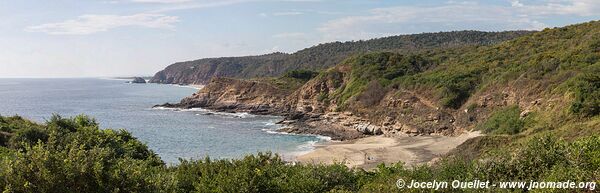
left=150, top=31, right=532, bottom=84
left=157, top=77, right=292, bottom=115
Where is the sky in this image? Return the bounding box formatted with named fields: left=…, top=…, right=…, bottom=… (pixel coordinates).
left=0, top=0, right=599, bottom=78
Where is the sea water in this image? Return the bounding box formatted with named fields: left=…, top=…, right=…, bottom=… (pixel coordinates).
left=0, top=78, right=324, bottom=164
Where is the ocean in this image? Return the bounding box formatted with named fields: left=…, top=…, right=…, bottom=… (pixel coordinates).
left=0, top=78, right=325, bottom=164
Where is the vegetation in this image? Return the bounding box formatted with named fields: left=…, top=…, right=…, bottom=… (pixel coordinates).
left=282, top=70, right=319, bottom=81
left=259, top=70, right=320, bottom=91
left=0, top=115, right=598, bottom=192
left=151, top=31, right=532, bottom=84
left=570, top=72, right=600, bottom=117
left=318, top=21, right=600, bottom=111
left=332, top=52, right=433, bottom=106
left=477, top=105, right=524, bottom=135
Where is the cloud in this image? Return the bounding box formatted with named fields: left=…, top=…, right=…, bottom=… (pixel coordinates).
left=318, top=5, right=542, bottom=40
left=149, top=0, right=322, bottom=13
left=510, top=0, right=524, bottom=7
left=273, top=32, right=305, bottom=38
left=260, top=9, right=338, bottom=17
left=25, top=13, right=179, bottom=35
left=272, top=11, right=304, bottom=16
left=150, top=0, right=256, bottom=12
left=513, top=0, right=600, bottom=16
left=317, top=0, right=600, bottom=41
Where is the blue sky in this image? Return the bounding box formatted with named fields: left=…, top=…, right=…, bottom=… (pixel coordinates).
left=0, top=0, right=598, bottom=78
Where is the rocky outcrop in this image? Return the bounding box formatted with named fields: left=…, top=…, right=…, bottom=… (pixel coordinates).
left=131, top=77, right=146, bottom=84
left=155, top=77, right=292, bottom=115
left=157, top=65, right=461, bottom=139
left=285, top=67, right=348, bottom=114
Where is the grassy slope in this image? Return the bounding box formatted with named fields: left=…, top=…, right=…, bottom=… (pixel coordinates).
left=332, top=21, right=600, bottom=110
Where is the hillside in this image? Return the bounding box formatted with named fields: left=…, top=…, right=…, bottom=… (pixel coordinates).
left=150, top=30, right=532, bottom=84
left=163, top=21, right=600, bottom=142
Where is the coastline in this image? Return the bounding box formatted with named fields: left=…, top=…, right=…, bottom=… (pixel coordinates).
left=292, top=131, right=482, bottom=169
left=149, top=80, right=481, bottom=168
left=102, top=77, right=205, bottom=90
left=172, top=84, right=204, bottom=90
left=151, top=106, right=332, bottom=159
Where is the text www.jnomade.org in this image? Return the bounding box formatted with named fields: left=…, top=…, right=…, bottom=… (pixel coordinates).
left=396, top=179, right=596, bottom=191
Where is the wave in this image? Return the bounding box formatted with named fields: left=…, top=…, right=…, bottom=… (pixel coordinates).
left=290, top=140, right=319, bottom=156
left=152, top=106, right=255, bottom=118
left=171, top=84, right=203, bottom=90
left=261, top=126, right=333, bottom=158
left=262, top=128, right=332, bottom=141
left=263, top=121, right=276, bottom=126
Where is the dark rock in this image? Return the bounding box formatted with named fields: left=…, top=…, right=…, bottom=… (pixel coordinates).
left=131, top=77, right=146, bottom=84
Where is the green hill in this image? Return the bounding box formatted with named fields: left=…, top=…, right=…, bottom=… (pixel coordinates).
left=150, top=30, right=532, bottom=84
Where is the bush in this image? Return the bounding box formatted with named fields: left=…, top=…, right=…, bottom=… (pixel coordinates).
left=356, top=80, right=387, bottom=107
left=333, top=52, right=432, bottom=106
left=478, top=105, right=525, bottom=135
left=570, top=72, right=600, bottom=117
left=8, top=127, right=48, bottom=149
left=283, top=70, right=319, bottom=81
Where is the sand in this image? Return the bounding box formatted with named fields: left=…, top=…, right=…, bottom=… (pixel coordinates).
left=294, top=131, right=481, bottom=169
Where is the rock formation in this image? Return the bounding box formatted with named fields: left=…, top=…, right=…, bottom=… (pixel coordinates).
left=131, top=77, right=146, bottom=84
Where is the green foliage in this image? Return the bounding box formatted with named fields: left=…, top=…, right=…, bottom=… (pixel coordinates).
left=8, top=126, right=48, bottom=149
left=283, top=70, right=319, bottom=81
left=420, top=68, right=481, bottom=108
left=333, top=52, right=432, bottom=106
left=262, top=70, right=320, bottom=91
left=478, top=105, right=525, bottom=135
left=348, top=52, right=431, bottom=86
left=393, top=21, right=600, bottom=109
left=0, top=115, right=42, bottom=133
left=570, top=72, right=600, bottom=117
left=173, top=153, right=358, bottom=193
left=317, top=92, right=331, bottom=106
left=0, top=115, right=163, bottom=193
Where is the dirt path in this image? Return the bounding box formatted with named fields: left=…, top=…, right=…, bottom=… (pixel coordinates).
left=294, top=131, right=481, bottom=169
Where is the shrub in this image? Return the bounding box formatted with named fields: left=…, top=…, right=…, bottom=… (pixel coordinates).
left=8, top=127, right=48, bottom=149
left=356, top=80, right=387, bottom=106
left=478, top=105, right=525, bottom=135
left=283, top=70, right=319, bottom=81
left=570, top=72, right=600, bottom=117
left=334, top=52, right=431, bottom=107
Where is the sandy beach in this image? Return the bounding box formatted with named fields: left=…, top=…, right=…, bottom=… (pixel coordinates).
left=295, top=131, right=481, bottom=169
